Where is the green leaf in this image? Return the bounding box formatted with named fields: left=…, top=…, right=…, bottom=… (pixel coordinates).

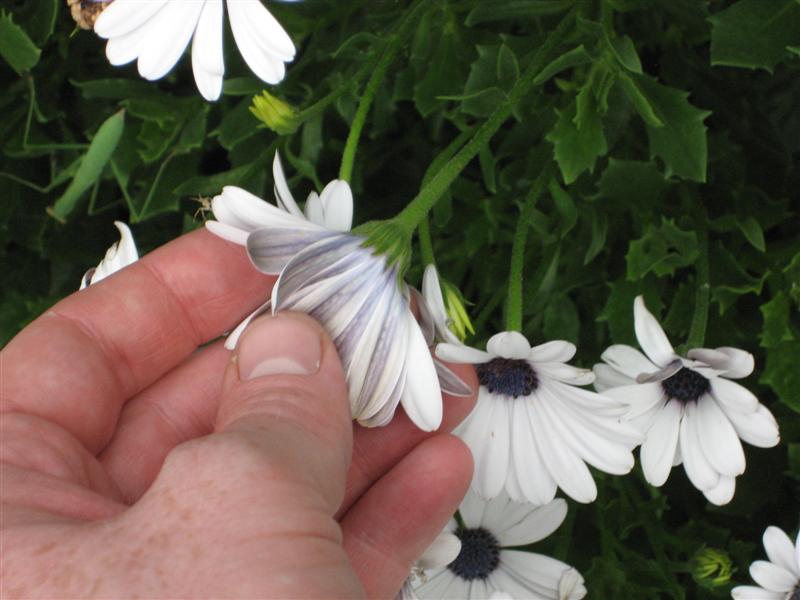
left=72, top=78, right=160, bottom=100
left=632, top=74, right=710, bottom=182
left=760, top=292, right=794, bottom=348
left=710, top=0, right=800, bottom=72
left=533, top=45, right=593, bottom=86
left=610, top=35, right=643, bottom=74
left=548, top=179, right=577, bottom=237
left=626, top=219, right=699, bottom=280
left=546, top=98, right=608, bottom=185
left=48, top=110, right=125, bottom=222
left=14, top=0, right=58, bottom=46
left=761, top=341, right=800, bottom=413
left=543, top=293, right=579, bottom=343
left=465, top=0, right=571, bottom=25
left=496, top=44, right=520, bottom=89
left=736, top=216, right=766, bottom=252
left=584, top=207, right=608, bottom=265
left=0, top=11, right=41, bottom=74
left=597, top=159, right=668, bottom=206
left=617, top=73, right=663, bottom=127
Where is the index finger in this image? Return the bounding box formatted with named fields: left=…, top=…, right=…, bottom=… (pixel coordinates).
left=0, top=229, right=274, bottom=454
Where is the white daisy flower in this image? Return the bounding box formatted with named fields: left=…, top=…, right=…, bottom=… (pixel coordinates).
left=93, top=0, right=296, bottom=101
left=436, top=331, right=643, bottom=504
left=731, top=526, right=800, bottom=600
left=206, top=156, right=444, bottom=431
left=80, top=221, right=139, bottom=289
left=397, top=533, right=462, bottom=600
left=415, top=491, right=587, bottom=600
left=593, top=296, right=780, bottom=505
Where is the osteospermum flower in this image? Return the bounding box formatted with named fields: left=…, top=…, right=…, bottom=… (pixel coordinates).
left=397, top=533, right=462, bottom=600
left=206, top=156, right=444, bottom=431
left=93, top=0, right=295, bottom=101
left=732, top=526, right=800, bottom=599
left=436, top=331, right=642, bottom=504
left=415, top=491, right=587, bottom=600
left=593, top=296, right=780, bottom=505
left=80, top=221, right=138, bottom=289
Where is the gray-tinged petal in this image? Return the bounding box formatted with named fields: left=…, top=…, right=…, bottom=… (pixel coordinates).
left=435, top=359, right=472, bottom=397
left=411, top=286, right=436, bottom=346
left=247, top=228, right=335, bottom=275
left=224, top=299, right=271, bottom=350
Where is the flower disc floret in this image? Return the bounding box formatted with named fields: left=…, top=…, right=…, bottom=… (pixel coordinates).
left=661, top=367, right=710, bottom=403
left=448, top=527, right=500, bottom=581
left=476, top=358, right=538, bottom=397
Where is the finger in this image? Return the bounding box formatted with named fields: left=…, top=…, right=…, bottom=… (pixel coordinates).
left=341, top=434, right=472, bottom=598
left=1, top=229, right=274, bottom=454
left=98, top=342, right=229, bottom=503
left=338, top=362, right=477, bottom=517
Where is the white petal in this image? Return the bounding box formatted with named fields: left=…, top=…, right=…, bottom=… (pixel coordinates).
left=592, top=363, right=636, bottom=392
left=509, top=399, right=557, bottom=505
left=247, top=228, right=334, bottom=275
left=633, top=295, right=676, bottom=367
left=696, top=396, right=746, bottom=476
left=458, top=488, right=486, bottom=529
left=227, top=0, right=294, bottom=85
left=304, top=192, right=325, bottom=226
left=490, top=566, right=549, bottom=600
left=223, top=299, right=271, bottom=350
left=423, top=264, right=447, bottom=321
left=501, top=551, right=571, bottom=597
left=436, top=359, right=473, bottom=397
left=457, top=390, right=508, bottom=498
left=688, top=346, right=754, bottom=378
left=724, top=404, right=780, bottom=448
left=601, top=344, right=659, bottom=379
left=415, top=570, right=458, bottom=599
left=417, top=533, right=462, bottom=571
left=487, top=331, right=531, bottom=359
left=104, top=17, right=156, bottom=66
left=558, top=568, right=587, bottom=600
left=191, top=0, right=224, bottom=101
left=764, top=527, right=800, bottom=577
left=319, top=180, right=354, bottom=232
left=436, top=343, right=492, bottom=365
left=750, top=560, right=797, bottom=592
left=679, top=402, right=719, bottom=492
left=703, top=474, right=736, bottom=505
left=605, top=382, right=666, bottom=420
left=204, top=220, right=249, bottom=245
left=212, top=186, right=319, bottom=232
left=535, top=362, right=595, bottom=386
left=272, top=153, right=304, bottom=218
left=731, top=586, right=784, bottom=600
left=94, top=0, right=168, bottom=38
left=136, top=0, right=203, bottom=81
left=709, top=377, right=759, bottom=414
left=528, top=340, right=575, bottom=363
left=640, top=399, right=682, bottom=487
left=495, top=499, right=567, bottom=547
left=400, top=315, right=443, bottom=431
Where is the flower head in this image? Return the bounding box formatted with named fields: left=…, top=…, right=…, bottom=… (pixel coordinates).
left=415, top=491, right=587, bottom=600
left=397, top=533, right=462, bottom=600
left=593, top=296, right=780, bottom=505
left=94, top=0, right=295, bottom=101
left=732, top=526, right=800, bottom=600
left=206, top=155, right=444, bottom=431
left=80, top=221, right=139, bottom=289
left=437, top=331, right=642, bottom=504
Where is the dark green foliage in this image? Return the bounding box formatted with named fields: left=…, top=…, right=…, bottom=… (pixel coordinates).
left=1, top=0, right=798, bottom=596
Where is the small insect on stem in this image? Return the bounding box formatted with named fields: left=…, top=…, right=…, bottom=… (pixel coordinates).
left=67, top=0, right=113, bottom=30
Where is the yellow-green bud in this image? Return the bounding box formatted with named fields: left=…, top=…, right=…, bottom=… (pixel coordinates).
left=691, top=547, right=734, bottom=590
left=250, top=91, right=299, bottom=135
left=441, top=280, right=475, bottom=341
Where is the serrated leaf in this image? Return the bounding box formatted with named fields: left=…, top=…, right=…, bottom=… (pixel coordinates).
left=760, top=292, right=794, bottom=348
left=633, top=74, right=710, bottom=182
left=617, top=73, right=663, bottom=127
left=610, top=35, right=643, bottom=74
left=534, top=45, right=593, bottom=86
left=465, top=0, right=571, bottom=25
left=736, top=216, right=766, bottom=252
left=626, top=219, right=699, bottom=280
left=710, top=0, right=800, bottom=72
left=496, top=44, right=520, bottom=89
left=0, top=11, right=41, bottom=74
left=546, top=98, right=608, bottom=185
left=597, top=159, right=668, bottom=205
left=49, top=110, right=125, bottom=222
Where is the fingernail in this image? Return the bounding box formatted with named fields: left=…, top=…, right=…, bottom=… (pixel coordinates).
left=237, top=314, right=322, bottom=380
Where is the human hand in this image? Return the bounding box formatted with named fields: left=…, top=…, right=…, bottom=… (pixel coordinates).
left=1, top=229, right=476, bottom=599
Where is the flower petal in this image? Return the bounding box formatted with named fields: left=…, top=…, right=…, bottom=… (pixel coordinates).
left=223, top=299, right=271, bottom=350
left=592, top=363, right=636, bottom=391
left=191, top=0, right=224, bottom=101
left=696, top=396, right=746, bottom=477
left=679, top=401, right=719, bottom=492
left=400, top=314, right=443, bottom=431
left=764, top=526, right=800, bottom=577
left=724, top=404, right=780, bottom=448
left=559, top=568, right=587, bottom=600
left=417, top=533, right=462, bottom=571
left=487, top=331, right=531, bottom=359
left=495, top=499, right=567, bottom=547
left=247, top=227, right=335, bottom=274
left=640, top=399, right=682, bottom=487
left=501, top=551, right=573, bottom=597
left=94, top=0, right=168, bottom=38
left=688, top=346, right=754, bottom=379
left=436, top=343, right=492, bottom=365
left=535, top=362, right=595, bottom=386
left=731, top=586, right=784, bottom=600
left=272, top=153, right=304, bottom=218
left=509, top=398, right=557, bottom=505
left=456, top=390, right=508, bottom=498
left=750, top=560, right=797, bottom=592
left=709, top=376, right=759, bottom=415
left=703, top=474, right=736, bottom=506
left=633, top=295, right=676, bottom=367
left=528, top=340, right=576, bottom=363
left=205, top=220, right=249, bottom=245
left=227, top=0, right=294, bottom=84
left=212, top=185, right=319, bottom=233
left=319, top=179, right=353, bottom=232
left=435, top=359, right=473, bottom=397
left=136, top=0, right=203, bottom=81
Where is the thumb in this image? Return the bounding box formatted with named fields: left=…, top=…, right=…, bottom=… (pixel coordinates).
left=215, top=311, right=352, bottom=514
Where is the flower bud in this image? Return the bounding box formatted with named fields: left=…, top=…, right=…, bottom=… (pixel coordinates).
left=442, top=280, right=475, bottom=341
left=691, top=546, right=734, bottom=589
left=250, top=91, right=299, bottom=135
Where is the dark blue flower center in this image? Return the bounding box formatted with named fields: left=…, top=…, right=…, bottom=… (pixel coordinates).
left=661, top=367, right=710, bottom=403
left=448, top=527, right=500, bottom=580
left=476, top=358, right=537, bottom=397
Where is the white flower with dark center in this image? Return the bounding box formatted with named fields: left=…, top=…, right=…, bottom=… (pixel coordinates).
left=436, top=331, right=642, bottom=504
left=397, top=533, right=462, bottom=600
left=80, top=221, right=139, bottom=289
left=206, top=157, right=444, bottom=431
left=732, top=526, right=800, bottom=600
left=93, top=0, right=295, bottom=101
left=415, top=491, right=587, bottom=600
left=593, top=296, right=780, bottom=506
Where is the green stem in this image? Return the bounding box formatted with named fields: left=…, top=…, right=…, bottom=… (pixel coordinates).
left=339, top=1, right=428, bottom=182
left=418, top=216, right=435, bottom=265
left=505, top=171, right=548, bottom=332
left=686, top=195, right=710, bottom=349
left=392, top=9, right=576, bottom=234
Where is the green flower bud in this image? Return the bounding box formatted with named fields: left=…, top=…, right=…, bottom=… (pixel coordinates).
left=441, top=280, right=475, bottom=341
left=250, top=91, right=299, bottom=135
left=691, top=546, right=734, bottom=590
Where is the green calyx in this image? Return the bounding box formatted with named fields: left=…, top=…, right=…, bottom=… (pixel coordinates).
left=250, top=91, right=299, bottom=135
left=441, top=279, right=475, bottom=341
left=353, top=220, right=413, bottom=276
left=690, top=547, right=734, bottom=589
